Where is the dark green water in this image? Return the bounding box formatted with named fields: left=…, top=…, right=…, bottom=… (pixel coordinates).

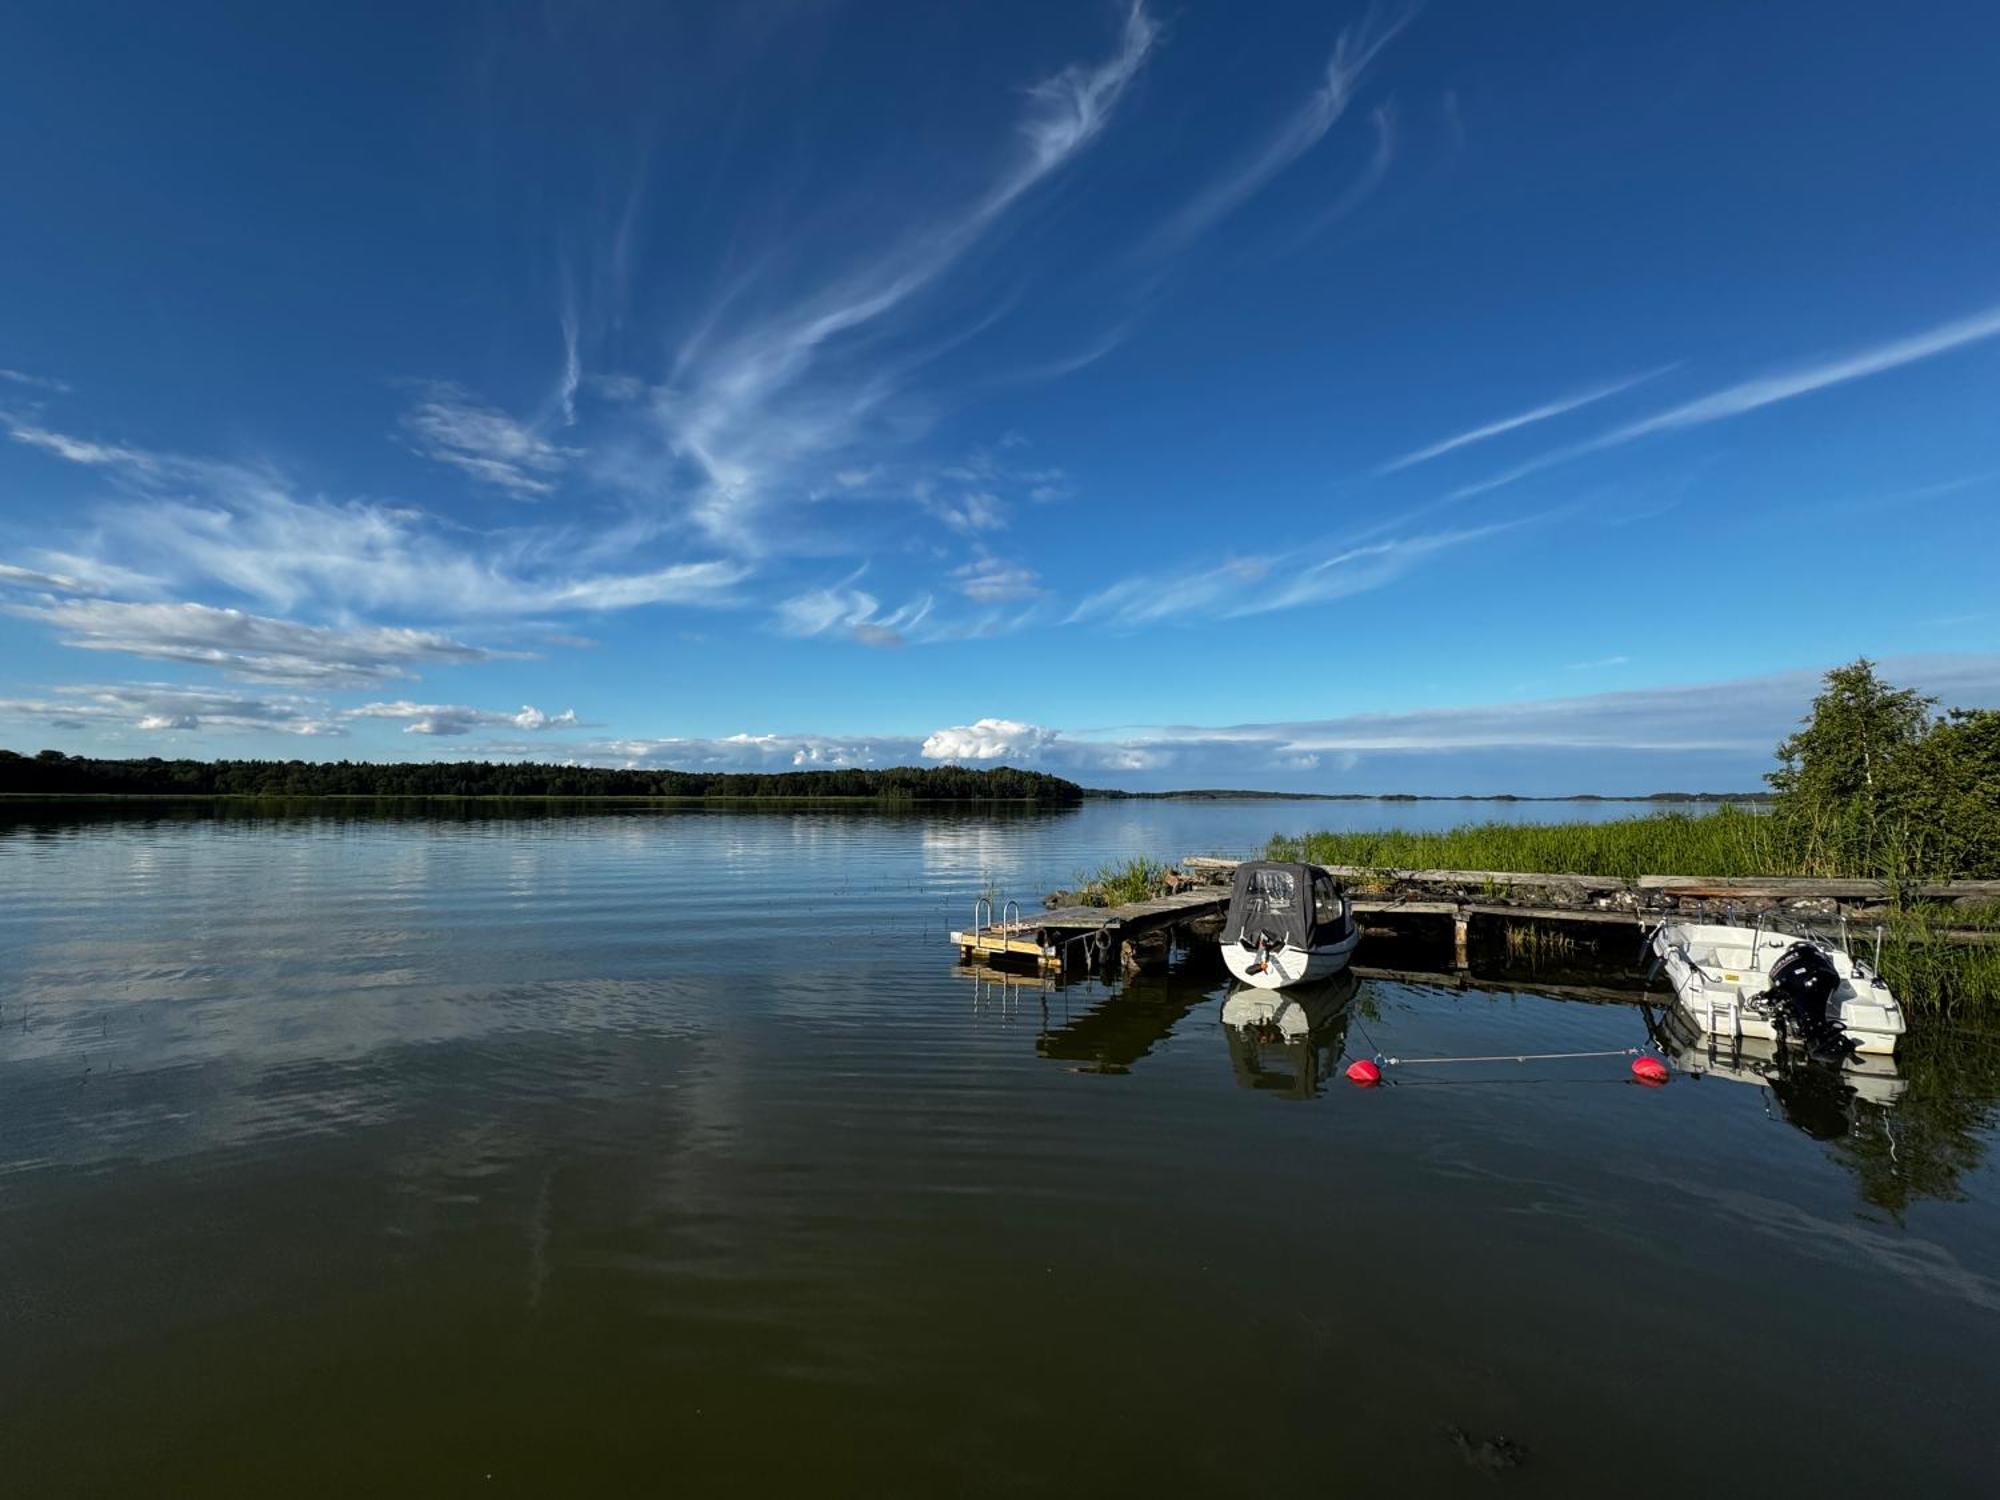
left=3, top=801, right=1997, bottom=1496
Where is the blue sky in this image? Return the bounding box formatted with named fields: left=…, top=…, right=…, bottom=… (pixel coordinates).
left=2, top=0, right=1997, bottom=792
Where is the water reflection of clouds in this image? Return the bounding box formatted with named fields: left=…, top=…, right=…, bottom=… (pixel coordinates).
left=0, top=979, right=713, bottom=1175
left=918, top=818, right=1024, bottom=880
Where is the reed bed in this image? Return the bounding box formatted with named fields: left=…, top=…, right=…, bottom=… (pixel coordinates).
left=1266, top=806, right=1788, bottom=880
left=1873, top=904, right=2000, bottom=1016
left=1076, top=857, right=1173, bottom=907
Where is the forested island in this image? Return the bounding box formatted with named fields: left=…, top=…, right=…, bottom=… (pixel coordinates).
left=0, top=750, right=1083, bottom=803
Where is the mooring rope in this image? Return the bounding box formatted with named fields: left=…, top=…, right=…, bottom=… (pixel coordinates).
left=1382, top=1047, right=1643, bottom=1066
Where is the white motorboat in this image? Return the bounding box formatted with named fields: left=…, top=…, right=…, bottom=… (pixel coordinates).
left=1649, top=917, right=1905, bottom=1054
left=1219, top=860, right=1361, bottom=989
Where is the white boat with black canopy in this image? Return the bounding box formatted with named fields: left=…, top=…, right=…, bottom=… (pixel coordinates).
left=1220, top=860, right=1361, bottom=990
left=1648, top=913, right=1905, bottom=1056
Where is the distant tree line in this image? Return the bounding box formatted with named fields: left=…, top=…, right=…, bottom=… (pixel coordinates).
left=0, top=750, right=1084, bottom=803
left=1769, top=659, right=2000, bottom=881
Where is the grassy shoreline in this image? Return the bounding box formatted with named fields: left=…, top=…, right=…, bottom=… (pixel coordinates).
left=1266, top=806, right=1792, bottom=879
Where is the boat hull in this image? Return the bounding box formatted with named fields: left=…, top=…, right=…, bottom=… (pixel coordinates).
left=1650, top=922, right=1905, bottom=1054
left=1220, top=927, right=1360, bottom=989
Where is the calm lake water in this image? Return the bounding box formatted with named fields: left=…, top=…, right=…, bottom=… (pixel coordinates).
left=3, top=799, right=1998, bottom=1496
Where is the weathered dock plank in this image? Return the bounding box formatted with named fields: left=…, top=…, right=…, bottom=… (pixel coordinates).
left=973, top=886, right=1231, bottom=938
left=951, top=886, right=1232, bottom=972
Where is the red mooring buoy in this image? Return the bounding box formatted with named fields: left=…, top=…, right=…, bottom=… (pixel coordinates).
left=1345, top=1058, right=1383, bottom=1086
left=1631, top=1055, right=1669, bottom=1086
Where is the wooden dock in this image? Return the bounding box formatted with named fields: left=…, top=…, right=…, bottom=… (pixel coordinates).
left=950, top=876, right=1653, bottom=979
left=951, top=854, right=1999, bottom=979
left=951, top=887, right=1233, bottom=975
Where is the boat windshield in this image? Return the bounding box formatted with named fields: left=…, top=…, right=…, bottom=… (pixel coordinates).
left=1312, top=872, right=1342, bottom=926
left=1243, top=868, right=1295, bottom=912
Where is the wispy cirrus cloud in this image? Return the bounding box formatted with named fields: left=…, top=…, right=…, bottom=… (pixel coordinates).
left=0, top=368, right=72, bottom=394
left=905, top=443, right=1071, bottom=538
left=1452, top=298, right=2000, bottom=502
left=0, top=561, right=96, bottom=593
left=556, top=306, right=583, bottom=428
left=4, top=418, right=747, bottom=619
left=623, top=4, right=1158, bottom=551
left=0, top=679, right=599, bottom=743
left=2, top=595, right=499, bottom=687
left=5, top=418, right=161, bottom=471
left=952, top=557, right=1040, bottom=602
left=1375, top=368, right=1670, bottom=474
left=398, top=382, right=576, bottom=498
left=921, top=486, right=1007, bottom=535
left=773, top=576, right=935, bottom=647
left=1084, top=657, right=2000, bottom=760
left=1252, top=101, right=1402, bottom=262
left=771, top=556, right=1051, bottom=645
left=344, top=700, right=583, bottom=736
left=1148, top=1, right=1415, bottom=254
left=1011, top=3, right=1159, bottom=184
left=3, top=552, right=164, bottom=597
left=123, top=486, right=745, bottom=616
left=0, top=683, right=346, bottom=737
left=1069, top=516, right=1533, bottom=629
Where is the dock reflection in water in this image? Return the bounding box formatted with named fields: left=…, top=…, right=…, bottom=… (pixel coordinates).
left=1030, top=975, right=1209, bottom=1075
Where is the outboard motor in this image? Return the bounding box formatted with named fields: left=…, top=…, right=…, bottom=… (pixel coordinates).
left=1764, top=942, right=1855, bottom=1059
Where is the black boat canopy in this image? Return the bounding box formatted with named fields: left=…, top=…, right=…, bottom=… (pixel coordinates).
left=1221, top=861, right=1350, bottom=951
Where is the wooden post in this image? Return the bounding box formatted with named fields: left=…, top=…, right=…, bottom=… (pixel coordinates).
left=1453, top=907, right=1470, bottom=971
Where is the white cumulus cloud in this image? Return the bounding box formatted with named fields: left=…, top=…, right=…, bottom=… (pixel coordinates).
left=921, top=717, right=1061, bottom=761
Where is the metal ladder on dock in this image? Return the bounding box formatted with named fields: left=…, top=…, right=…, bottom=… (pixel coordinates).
left=973, top=896, right=1023, bottom=942
left=959, top=898, right=1057, bottom=967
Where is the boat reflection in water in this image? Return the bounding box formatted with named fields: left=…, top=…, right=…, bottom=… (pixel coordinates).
left=1219, top=971, right=1362, bottom=1100
left=1651, top=1003, right=1907, bottom=1140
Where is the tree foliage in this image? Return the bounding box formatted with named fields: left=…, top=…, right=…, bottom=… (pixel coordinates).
left=0, top=751, right=1083, bottom=804
left=1768, top=659, right=2000, bottom=880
